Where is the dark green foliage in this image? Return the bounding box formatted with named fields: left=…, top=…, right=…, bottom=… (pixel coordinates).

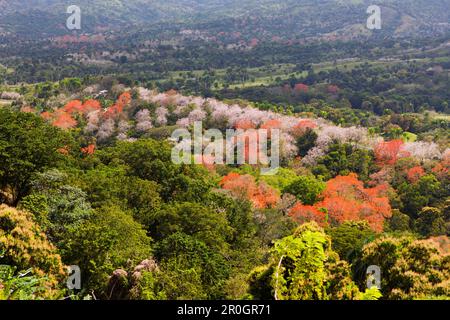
left=254, top=209, right=297, bottom=246
left=71, top=165, right=162, bottom=228
left=151, top=202, right=232, bottom=251
left=19, top=169, right=92, bottom=248
left=355, top=236, right=450, bottom=299
left=398, top=174, right=442, bottom=217
left=0, top=109, right=71, bottom=204
left=296, top=129, right=317, bottom=157
left=98, top=139, right=213, bottom=202
left=388, top=209, right=412, bottom=232
left=327, top=221, right=376, bottom=263
left=312, top=143, right=374, bottom=181
left=156, top=232, right=230, bottom=299
left=247, top=265, right=275, bottom=300
left=204, top=192, right=254, bottom=246
left=62, top=205, right=152, bottom=296
left=415, top=207, right=447, bottom=237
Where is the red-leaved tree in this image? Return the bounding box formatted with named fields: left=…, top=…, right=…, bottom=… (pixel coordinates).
left=289, top=173, right=392, bottom=232
left=374, top=139, right=408, bottom=165
left=406, top=166, right=425, bottom=183
left=219, top=173, right=280, bottom=209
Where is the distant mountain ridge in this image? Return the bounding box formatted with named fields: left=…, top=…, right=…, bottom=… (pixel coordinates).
left=0, top=0, right=448, bottom=39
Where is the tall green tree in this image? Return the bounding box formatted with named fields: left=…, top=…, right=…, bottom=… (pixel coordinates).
left=0, top=110, right=71, bottom=205
left=248, top=222, right=374, bottom=300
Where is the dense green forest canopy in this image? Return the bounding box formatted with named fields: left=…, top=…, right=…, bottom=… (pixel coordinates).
left=0, top=82, right=448, bottom=299
left=0, top=0, right=449, bottom=301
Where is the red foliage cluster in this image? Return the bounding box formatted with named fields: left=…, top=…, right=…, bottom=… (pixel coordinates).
left=62, top=100, right=84, bottom=114
left=432, top=152, right=450, bottom=180
left=38, top=92, right=132, bottom=131
left=230, top=128, right=278, bottom=164
left=289, top=204, right=326, bottom=226
left=327, top=85, right=339, bottom=95
left=234, top=119, right=256, bottom=130
left=260, top=119, right=282, bottom=130
left=41, top=99, right=103, bottom=130
left=53, top=34, right=105, bottom=45
left=117, top=92, right=132, bottom=109
left=260, top=119, right=282, bottom=139
left=432, top=163, right=449, bottom=180
left=57, top=146, right=70, bottom=156
left=103, top=92, right=132, bottom=119
left=81, top=144, right=96, bottom=156
left=63, top=99, right=102, bottom=115
left=374, top=139, right=409, bottom=165
left=82, top=99, right=102, bottom=113
left=294, top=83, right=309, bottom=93
left=219, top=173, right=280, bottom=209
left=288, top=173, right=392, bottom=232
left=40, top=111, right=53, bottom=121
left=51, top=111, right=77, bottom=129
left=249, top=38, right=259, bottom=47
left=407, top=166, right=425, bottom=183
left=291, top=119, right=317, bottom=137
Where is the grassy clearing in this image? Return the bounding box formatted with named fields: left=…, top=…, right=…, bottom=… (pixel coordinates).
left=0, top=99, right=12, bottom=107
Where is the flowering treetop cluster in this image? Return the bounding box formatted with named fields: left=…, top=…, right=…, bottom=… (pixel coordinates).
left=37, top=88, right=447, bottom=168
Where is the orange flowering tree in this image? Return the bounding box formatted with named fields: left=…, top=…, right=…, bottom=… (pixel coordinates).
left=294, top=83, right=309, bottom=93
left=219, top=173, right=280, bottom=209
left=406, top=166, right=425, bottom=183
left=234, top=119, right=256, bottom=130
left=41, top=98, right=103, bottom=130
left=81, top=144, right=96, bottom=156
left=51, top=111, right=77, bottom=129
left=289, top=174, right=392, bottom=232
left=374, top=139, right=408, bottom=165
left=288, top=203, right=327, bottom=226
left=291, top=119, right=317, bottom=137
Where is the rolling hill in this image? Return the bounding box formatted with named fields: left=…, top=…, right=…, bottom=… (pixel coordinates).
left=0, top=0, right=448, bottom=39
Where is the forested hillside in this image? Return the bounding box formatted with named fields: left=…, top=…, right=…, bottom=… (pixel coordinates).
left=0, top=81, right=448, bottom=299
left=0, top=0, right=449, bottom=38
left=0, top=0, right=449, bottom=301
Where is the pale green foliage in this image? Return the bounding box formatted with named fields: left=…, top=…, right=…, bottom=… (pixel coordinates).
left=131, top=271, right=167, bottom=300
left=358, top=287, right=383, bottom=300
left=0, top=266, right=45, bottom=300
left=272, top=227, right=328, bottom=299
left=260, top=168, right=299, bottom=191
left=21, top=169, right=93, bottom=242
left=282, top=175, right=325, bottom=205
left=249, top=222, right=367, bottom=300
